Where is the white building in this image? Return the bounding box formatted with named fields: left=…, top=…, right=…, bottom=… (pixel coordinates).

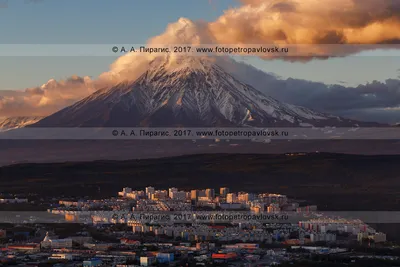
left=370, top=232, right=387, bottom=243
left=310, top=233, right=336, bottom=243
left=41, top=232, right=72, bottom=249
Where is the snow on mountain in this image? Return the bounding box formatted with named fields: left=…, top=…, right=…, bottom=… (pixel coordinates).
left=0, top=116, right=45, bottom=131
left=32, top=56, right=377, bottom=127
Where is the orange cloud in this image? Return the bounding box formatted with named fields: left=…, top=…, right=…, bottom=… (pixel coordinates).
left=0, top=76, right=95, bottom=117
left=208, top=0, right=400, bottom=57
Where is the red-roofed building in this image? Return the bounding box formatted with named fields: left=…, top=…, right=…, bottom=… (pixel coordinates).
left=283, top=239, right=301, bottom=245
left=212, top=252, right=237, bottom=260
left=208, top=225, right=226, bottom=230
left=7, top=244, right=40, bottom=252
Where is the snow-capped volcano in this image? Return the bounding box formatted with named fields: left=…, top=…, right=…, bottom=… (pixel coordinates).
left=0, top=116, right=45, bottom=131
left=32, top=56, right=377, bottom=127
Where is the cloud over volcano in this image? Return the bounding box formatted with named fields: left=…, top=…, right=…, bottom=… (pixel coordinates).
left=101, top=0, right=400, bottom=83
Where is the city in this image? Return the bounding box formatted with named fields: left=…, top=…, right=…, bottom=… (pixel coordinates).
left=0, top=185, right=397, bottom=266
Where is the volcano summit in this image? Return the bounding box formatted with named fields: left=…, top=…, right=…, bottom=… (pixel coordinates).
left=32, top=56, right=377, bottom=127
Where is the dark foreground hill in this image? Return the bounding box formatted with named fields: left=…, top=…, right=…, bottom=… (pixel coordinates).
left=1, top=139, right=400, bottom=166
left=1, top=153, right=400, bottom=211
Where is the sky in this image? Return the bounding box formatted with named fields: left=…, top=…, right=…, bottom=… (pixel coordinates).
left=0, top=0, right=399, bottom=90
left=0, top=0, right=236, bottom=89
left=0, top=0, right=399, bottom=123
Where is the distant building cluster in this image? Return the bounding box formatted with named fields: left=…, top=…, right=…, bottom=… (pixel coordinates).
left=299, top=218, right=386, bottom=243
left=117, top=186, right=291, bottom=213
left=0, top=198, right=28, bottom=204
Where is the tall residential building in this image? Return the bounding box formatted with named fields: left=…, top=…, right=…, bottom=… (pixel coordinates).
left=238, top=193, right=255, bottom=202
left=226, top=193, right=237, bottom=203
left=259, top=194, right=288, bottom=205
left=169, top=188, right=178, bottom=198
left=220, top=187, right=229, bottom=197
left=145, top=186, right=155, bottom=199
left=205, top=189, right=215, bottom=199
left=145, top=187, right=155, bottom=194
left=191, top=190, right=199, bottom=201
left=171, top=191, right=186, bottom=201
